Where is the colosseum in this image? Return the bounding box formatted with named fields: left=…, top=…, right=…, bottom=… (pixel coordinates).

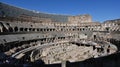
left=0, top=2, right=120, bottom=67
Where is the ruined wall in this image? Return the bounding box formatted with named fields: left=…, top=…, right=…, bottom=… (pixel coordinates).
left=102, top=19, right=120, bottom=31
left=0, top=2, right=68, bottom=22
left=0, top=2, right=119, bottom=66
left=68, top=14, right=92, bottom=24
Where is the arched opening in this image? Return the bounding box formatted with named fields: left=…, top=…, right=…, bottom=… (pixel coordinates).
left=25, top=28, right=28, bottom=31
left=94, top=35, right=96, bottom=40
left=22, top=37, right=25, bottom=40
left=61, top=29, right=63, bottom=31
left=31, top=25, right=33, bottom=27
left=107, top=48, right=110, bottom=53
left=9, top=27, right=14, bottom=32
left=80, top=28, right=81, bottom=31
left=33, top=28, right=35, bottom=31
left=92, top=28, right=93, bottom=31
left=72, top=29, right=75, bottom=31
left=47, top=29, right=49, bottom=31
left=20, top=28, right=24, bottom=32
left=50, top=29, right=52, bottom=31
left=53, top=29, right=55, bottom=31
left=14, top=27, right=18, bottom=32
left=29, top=28, right=32, bottom=31
left=93, top=46, right=96, bottom=50
left=2, top=27, right=8, bottom=32
left=83, top=28, right=85, bottom=31
left=40, top=28, right=43, bottom=31
left=106, top=27, right=110, bottom=31
left=88, top=28, right=90, bottom=30
left=44, top=29, right=46, bottom=31
left=37, top=28, right=39, bottom=31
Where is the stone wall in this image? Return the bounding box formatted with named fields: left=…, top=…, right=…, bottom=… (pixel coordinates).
left=68, top=14, right=92, bottom=23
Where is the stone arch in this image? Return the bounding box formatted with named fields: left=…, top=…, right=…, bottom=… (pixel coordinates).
left=2, top=27, right=8, bottom=32
left=20, top=27, right=24, bottom=31
left=47, top=29, right=49, bottom=31
left=25, top=28, right=28, bottom=31
left=40, top=28, right=43, bottom=31
left=44, top=29, right=46, bottom=31
left=91, top=28, right=93, bottom=31
left=29, top=28, right=32, bottom=31
left=14, top=26, right=18, bottom=32
left=83, top=28, right=85, bottom=31
left=37, top=28, right=39, bottom=31
left=32, top=28, right=35, bottom=31
left=53, top=29, right=55, bottom=31
left=49, top=29, right=52, bottom=31
left=79, top=28, right=81, bottom=31
left=9, top=27, right=14, bottom=32
left=61, top=29, right=63, bottom=31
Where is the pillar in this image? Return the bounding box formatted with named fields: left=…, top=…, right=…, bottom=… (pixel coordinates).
left=61, top=61, right=66, bottom=67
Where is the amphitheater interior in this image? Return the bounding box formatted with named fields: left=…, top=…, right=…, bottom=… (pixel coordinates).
left=0, top=2, right=120, bottom=67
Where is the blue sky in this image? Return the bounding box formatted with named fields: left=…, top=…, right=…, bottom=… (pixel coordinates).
left=0, top=0, right=120, bottom=22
